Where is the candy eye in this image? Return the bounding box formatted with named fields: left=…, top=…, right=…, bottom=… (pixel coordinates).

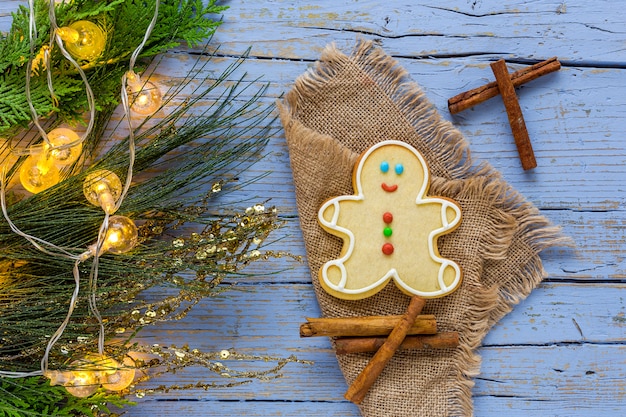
left=380, top=161, right=389, bottom=173
left=395, top=163, right=404, bottom=175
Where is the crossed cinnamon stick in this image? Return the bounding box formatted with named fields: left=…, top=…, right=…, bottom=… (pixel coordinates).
left=300, top=313, right=437, bottom=337
left=300, top=295, right=459, bottom=404
left=448, top=57, right=561, bottom=170
left=343, top=295, right=425, bottom=403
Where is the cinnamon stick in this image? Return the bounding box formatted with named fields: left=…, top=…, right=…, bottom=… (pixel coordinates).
left=448, top=57, right=561, bottom=114
left=344, top=295, right=426, bottom=404
left=300, top=314, right=437, bottom=338
left=335, top=332, right=459, bottom=355
left=490, top=59, right=537, bottom=170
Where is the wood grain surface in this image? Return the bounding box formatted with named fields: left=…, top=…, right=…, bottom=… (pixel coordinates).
left=1, top=0, right=624, bottom=416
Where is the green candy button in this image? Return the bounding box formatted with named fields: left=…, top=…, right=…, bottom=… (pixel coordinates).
left=383, top=227, right=393, bottom=237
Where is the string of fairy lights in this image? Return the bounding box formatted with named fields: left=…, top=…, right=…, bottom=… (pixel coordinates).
left=0, top=0, right=163, bottom=397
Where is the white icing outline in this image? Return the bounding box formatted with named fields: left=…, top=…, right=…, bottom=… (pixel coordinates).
left=318, top=140, right=462, bottom=298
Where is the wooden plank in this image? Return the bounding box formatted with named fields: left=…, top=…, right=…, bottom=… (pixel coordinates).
left=474, top=344, right=626, bottom=417
left=206, top=1, right=626, bottom=64
left=484, top=283, right=626, bottom=345
left=135, top=283, right=625, bottom=348
left=121, top=400, right=359, bottom=417
left=124, top=343, right=626, bottom=416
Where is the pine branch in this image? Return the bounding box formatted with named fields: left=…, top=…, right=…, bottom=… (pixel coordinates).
left=0, top=46, right=280, bottom=373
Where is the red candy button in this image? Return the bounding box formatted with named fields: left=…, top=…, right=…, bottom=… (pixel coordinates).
left=382, top=212, right=393, bottom=224
left=382, top=243, right=394, bottom=255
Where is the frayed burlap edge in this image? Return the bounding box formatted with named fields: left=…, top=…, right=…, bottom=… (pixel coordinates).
left=279, top=39, right=570, bottom=416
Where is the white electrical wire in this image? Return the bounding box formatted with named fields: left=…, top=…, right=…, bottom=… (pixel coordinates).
left=116, top=0, right=161, bottom=211
left=91, top=0, right=161, bottom=354
left=89, top=213, right=110, bottom=356
left=0, top=169, right=78, bottom=261
left=0, top=0, right=161, bottom=378
left=0, top=168, right=85, bottom=376
left=39, top=257, right=83, bottom=373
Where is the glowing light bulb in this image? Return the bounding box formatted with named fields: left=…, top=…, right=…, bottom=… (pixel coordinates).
left=64, top=369, right=100, bottom=397
left=45, top=359, right=100, bottom=398
left=57, top=21, right=106, bottom=61
left=45, top=127, right=82, bottom=167
left=95, top=215, right=138, bottom=255
left=19, top=155, right=60, bottom=193
left=18, top=128, right=82, bottom=194
left=98, top=356, right=136, bottom=391
left=45, top=369, right=71, bottom=387
left=126, top=72, right=162, bottom=115
left=83, top=170, right=123, bottom=214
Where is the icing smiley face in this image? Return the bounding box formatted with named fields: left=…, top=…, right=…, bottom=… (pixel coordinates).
left=380, top=160, right=404, bottom=192
left=318, top=140, right=462, bottom=300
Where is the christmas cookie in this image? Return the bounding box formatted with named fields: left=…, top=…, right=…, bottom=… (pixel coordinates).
left=318, top=140, right=462, bottom=300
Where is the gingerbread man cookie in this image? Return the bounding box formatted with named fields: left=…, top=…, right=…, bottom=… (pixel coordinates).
left=318, top=140, right=462, bottom=300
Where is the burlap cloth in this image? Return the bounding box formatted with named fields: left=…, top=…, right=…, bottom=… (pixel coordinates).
left=278, top=40, right=566, bottom=417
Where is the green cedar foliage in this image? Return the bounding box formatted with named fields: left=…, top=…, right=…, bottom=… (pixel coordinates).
left=0, top=0, right=227, bottom=134
left=0, top=375, right=132, bottom=416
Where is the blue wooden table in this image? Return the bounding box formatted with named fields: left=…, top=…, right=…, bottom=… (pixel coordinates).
left=3, top=0, right=625, bottom=415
